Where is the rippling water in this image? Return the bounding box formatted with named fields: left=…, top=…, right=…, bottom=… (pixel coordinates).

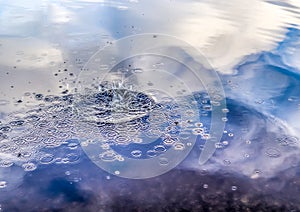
left=0, top=0, right=300, bottom=211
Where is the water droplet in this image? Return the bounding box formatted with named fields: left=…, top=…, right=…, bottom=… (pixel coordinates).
left=202, top=104, right=212, bottom=111
left=244, top=153, right=250, bottom=158
left=186, top=142, right=192, bottom=146
left=222, top=108, right=229, bottom=113
left=222, top=117, right=228, bottom=122
left=215, top=142, right=224, bottom=149
left=251, top=170, right=261, bottom=179
left=194, top=122, right=203, bottom=127
left=222, top=140, right=229, bottom=146
left=202, top=134, right=210, bottom=140
left=132, top=68, right=143, bottom=73
left=0, top=181, right=7, bottom=189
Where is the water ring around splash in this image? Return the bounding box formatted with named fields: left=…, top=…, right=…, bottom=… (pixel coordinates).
left=74, top=34, right=226, bottom=179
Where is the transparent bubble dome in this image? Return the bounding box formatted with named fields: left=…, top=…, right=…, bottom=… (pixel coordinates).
left=73, top=34, right=226, bottom=178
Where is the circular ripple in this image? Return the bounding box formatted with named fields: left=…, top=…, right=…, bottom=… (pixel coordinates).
left=76, top=88, right=156, bottom=124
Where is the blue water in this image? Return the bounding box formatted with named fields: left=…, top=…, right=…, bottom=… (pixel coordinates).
left=0, top=0, right=300, bottom=211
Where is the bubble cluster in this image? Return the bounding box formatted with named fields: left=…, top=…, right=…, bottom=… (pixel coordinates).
left=0, top=77, right=220, bottom=179
left=0, top=92, right=79, bottom=169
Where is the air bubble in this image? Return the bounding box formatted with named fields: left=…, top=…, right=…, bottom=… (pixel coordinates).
left=278, top=136, right=298, bottom=146
left=99, top=151, right=118, bottom=162
left=9, top=120, right=25, bottom=127
left=102, top=130, right=118, bottom=139
left=0, top=126, right=11, bottom=132
left=55, top=120, right=72, bottom=129
left=0, top=143, right=19, bottom=153
left=231, top=186, right=237, bottom=191
left=40, top=154, right=54, bottom=164
left=159, top=157, right=169, bottom=166
left=203, top=184, right=208, bottom=189
left=42, top=137, right=61, bottom=148
left=46, top=128, right=58, bottom=135
left=116, top=155, right=124, bottom=161
left=13, top=138, right=28, bottom=146
left=174, top=142, right=185, bottom=150
left=24, top=114, right=41, bottom=123
left=146, top=150, right=157, bottom=157
left=192, top=128, right=204, bottom=135
left=154, top=145, right=166, bottom=153
left=132, top=137, right=143, bottom=143
left=131, top=150, right=142, bottom=158
left=114, top=170, right=120, bottom=175
left=36, top=120, right=50, bottom=128
left=67, top=142, right=79, bottom=149
left=246, top=140, right=251, bottom=145
left=162, top=136, right=178, bottom=146
left=55, top=131, right=71, bottom=140
left=22, top=162, right=37, bottom=171
left=185, top=110, right=195, bottom=117
left=0, top=161, right=14, bottom=168
left=23, top=134, right=38, bottom=143
left=115, top=136, right=130, bottom=145
left=244, top=153, right=250, bottom=158
left=265, top=148, right=281, bottom=158
left=223, top=159, right=231, bottom=166
left=228, top=133, right=234, bottom=137
left=222, top=117, right=228, bottom=122
left=35, top=94, right=44, bottom=100
left=64, top=153, right=80, bottom=163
